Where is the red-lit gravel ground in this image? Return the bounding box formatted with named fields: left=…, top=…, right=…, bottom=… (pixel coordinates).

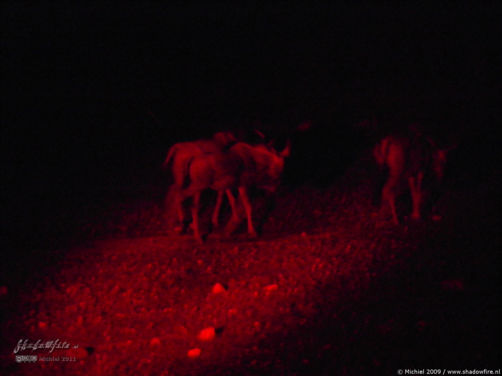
left=1, top=154, right=500, bottom=375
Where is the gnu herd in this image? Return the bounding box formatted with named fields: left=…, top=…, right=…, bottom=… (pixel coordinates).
left=162, top=122, right=455, bottom=243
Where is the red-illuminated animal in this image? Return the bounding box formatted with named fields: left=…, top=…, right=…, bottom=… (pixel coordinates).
left=373, top=130, right=450, bottom=224
left=178, top=141, right=290, bottom=243
left=163, top=132, right=237, bottom=230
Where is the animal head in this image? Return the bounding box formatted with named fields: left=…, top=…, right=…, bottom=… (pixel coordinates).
left=427, top=137, right=456, bottom=181
left=430, top=149, right=444, bottom=180
left=235, top=141, right=291, bottom=192
left=373, top=137, right=391, bottom=167
left=262, top=141, right=291, bottom=191
left=212, top=131, right=237, bottom=148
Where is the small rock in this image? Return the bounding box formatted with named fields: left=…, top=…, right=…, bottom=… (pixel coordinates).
left=174, top=325, right=188, bottom=337
left=212, top=283, right=226, bottom=294
left=187, top=348, right=201, bottom=358
left=228, top=308, right=238, bottom=317
left=264, top=284, right=278, bottom=293
left=150, top=337, right=161, bottom=346
left=68, top=347, right=89, bottom=359
left=197, top=327, right=215, bottom=342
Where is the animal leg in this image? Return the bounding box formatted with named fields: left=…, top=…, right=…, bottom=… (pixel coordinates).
left=382, top=182, right=399, bottom=225
left=238, top=186, right=257, bottom=238
left=223, top=190, right=241, bottom=237
left=191, top=191, right=203, bottom=244
left=226, top=189, right=240, bottom=223
left=172, top=154, right=194, bottom=231
left=211, top=190, right=224, bottom=228
left=409, top=172, right=423, bottom=220
left=172, top=188, right=188, bottom=233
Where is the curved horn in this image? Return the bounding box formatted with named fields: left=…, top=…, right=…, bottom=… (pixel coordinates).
left=297, top=121, right=312, bottom=132
left=254, top=129, right=266, bottom=139
left=281, top=140, right=291, bottom=157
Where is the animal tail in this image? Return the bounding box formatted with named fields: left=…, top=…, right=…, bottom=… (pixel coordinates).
left=162, top=145, right=177, bottom=169
left=373, top=137, right=391, bottom=167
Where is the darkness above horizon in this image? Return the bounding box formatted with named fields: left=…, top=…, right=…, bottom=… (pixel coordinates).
left=1, top=2, right=499, bottom=195
left=1, top=6, right=501, bottom=375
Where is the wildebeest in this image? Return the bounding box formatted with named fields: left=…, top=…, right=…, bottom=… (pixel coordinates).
left=177, top=141, right=291, bottom=243
left=373, top=127, right=451, bottom=224
left=162, top=131, right=237, bottom=231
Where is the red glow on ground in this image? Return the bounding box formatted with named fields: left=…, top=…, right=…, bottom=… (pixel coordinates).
left=1, top=155, right=499, bottom=375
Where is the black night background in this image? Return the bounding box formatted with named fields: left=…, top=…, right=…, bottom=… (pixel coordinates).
left=1, top=2, right=500, bottom=375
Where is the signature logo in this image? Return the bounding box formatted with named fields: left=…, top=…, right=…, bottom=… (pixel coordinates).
left=13, top=339, right=75, bottom=354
